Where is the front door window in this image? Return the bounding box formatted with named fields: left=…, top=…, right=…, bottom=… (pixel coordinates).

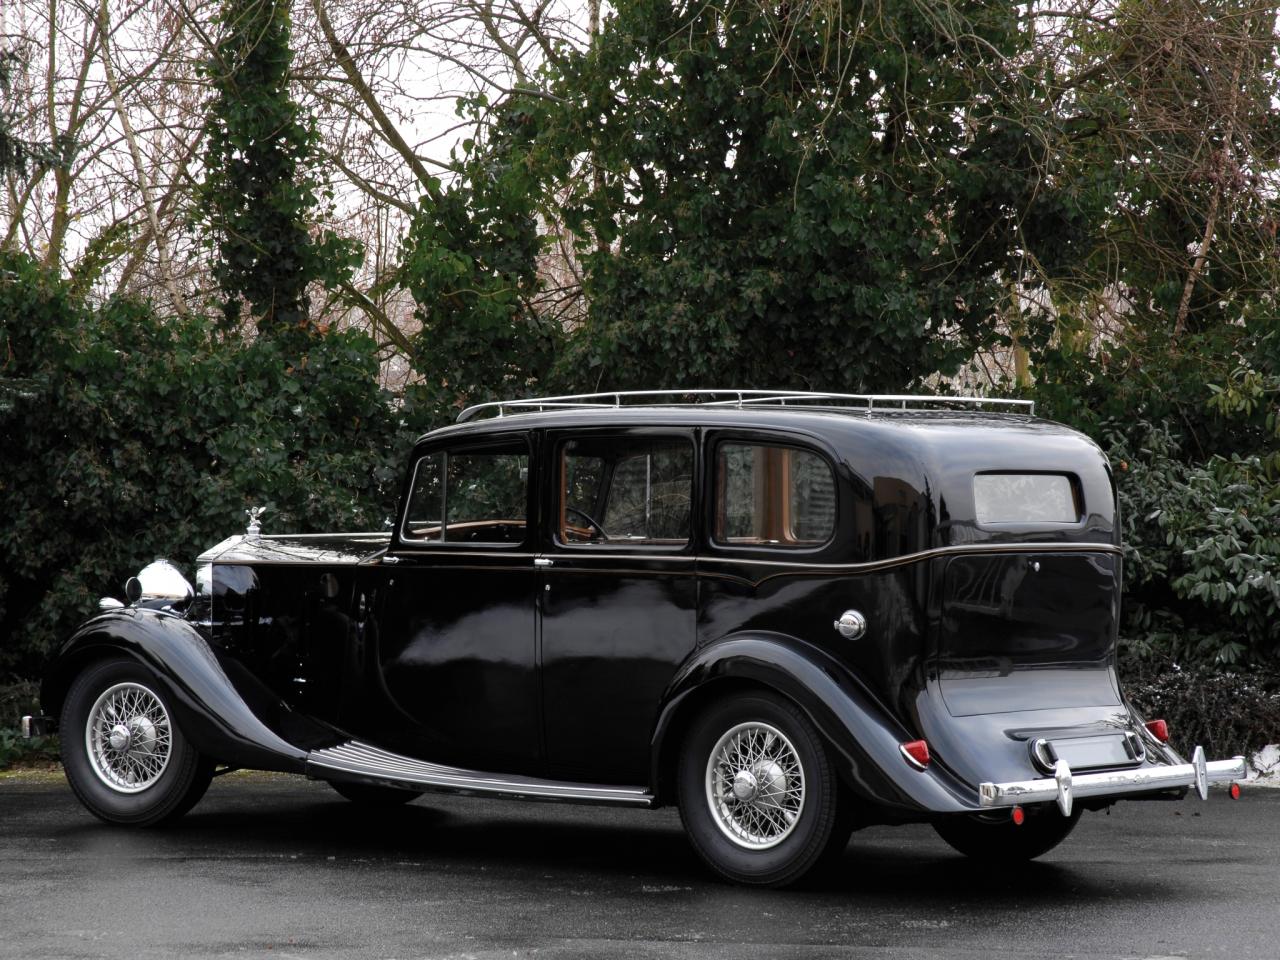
left=402, top=442, right=529, bottom=545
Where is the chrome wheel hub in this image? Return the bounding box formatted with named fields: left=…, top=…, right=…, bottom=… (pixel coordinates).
left=84, top=682, right=172, bottom=794
left=705, top=722, right=806, bottom=850
left=732, top=769, right=759, bottom=801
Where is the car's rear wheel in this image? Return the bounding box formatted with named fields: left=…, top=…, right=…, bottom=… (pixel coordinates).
left=61, top=657, right=214, bottom=826
left=677, top=692, right=848, bottom=887
left=932, top=807, right=1081, bottom=862
left=329, top=781, right=424, bottom=806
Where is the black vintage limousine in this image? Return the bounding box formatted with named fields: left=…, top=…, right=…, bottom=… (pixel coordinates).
left=25, top=390, right=1244, bottom=886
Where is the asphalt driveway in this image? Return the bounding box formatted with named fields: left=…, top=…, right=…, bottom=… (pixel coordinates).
left=0, top=771, right=1274, bottom=959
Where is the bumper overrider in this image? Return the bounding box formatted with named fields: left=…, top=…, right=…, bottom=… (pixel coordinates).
left=979, top=746, right=1247, bottom=816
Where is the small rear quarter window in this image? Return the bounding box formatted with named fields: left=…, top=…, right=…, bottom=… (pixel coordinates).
left=715, top=442, right=836, bottom=547
left=973, top=473, right=1080, bottom=525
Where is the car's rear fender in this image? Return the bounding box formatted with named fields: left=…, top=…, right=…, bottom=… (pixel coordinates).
left=651, top=632, right=978, bottom=815
left=42, top=609, right=318, bottom=773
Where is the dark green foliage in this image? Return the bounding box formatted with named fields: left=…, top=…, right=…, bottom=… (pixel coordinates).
left=532, top=0, right=1073, bottom=392
left=399, top=102, right=563, bottom=424
left=0, top=252, right=412, bottom=680
left=194, top=0, right=357, bottom=343
left=1123, top=662, right=1280, bottom=761
left=0, top=681, right=57, bottom=769
left=403, top=0, right=1088, bottom=397
left=0, top=43, right=63, bottom=175
left=1105, top=421, right=1278, bottom=667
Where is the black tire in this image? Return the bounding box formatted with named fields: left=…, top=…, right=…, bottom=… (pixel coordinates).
left=329, top=780, right=424, bottom=806
left=60, top=657, right=213, bottom=826
left=932, top=807, right=1081, bottom=862
left=677, top=692, right=847, bottom=887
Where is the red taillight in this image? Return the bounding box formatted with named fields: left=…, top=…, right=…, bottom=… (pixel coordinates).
left=1011, top=805, right=1025, bottom=826
left=900, top=739, right=931, bottom=770
left=1230, top=782, right=1241, bottom=800
left=1145, top=719, right=1170, bottom=743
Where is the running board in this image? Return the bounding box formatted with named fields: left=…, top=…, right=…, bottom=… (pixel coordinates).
left=306, top=741, right=654, bottom=807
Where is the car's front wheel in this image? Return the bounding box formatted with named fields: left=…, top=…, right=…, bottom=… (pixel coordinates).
left=677, top=692, right=850, bottom=887
left=60, top=657, right=214, bottom=826
left=932, top=807, right=1081, bottom=862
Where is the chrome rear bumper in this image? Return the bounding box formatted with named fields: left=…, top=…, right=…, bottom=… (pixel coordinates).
left=979, top=747, right=1246, bottom=816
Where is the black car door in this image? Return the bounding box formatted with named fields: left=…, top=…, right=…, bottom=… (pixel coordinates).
left=537, top=427, right=699, bottom=783
left=368, top=431, right=542, bottom=773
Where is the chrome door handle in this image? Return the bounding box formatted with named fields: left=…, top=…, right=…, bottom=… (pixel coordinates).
left=834, top=609, right=866, bottom=640
left=534, top=558, right=554, bottom=567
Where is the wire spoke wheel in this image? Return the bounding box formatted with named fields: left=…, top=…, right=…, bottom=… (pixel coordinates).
left=84, top=682, right=173, bottom=794
left=705, top=721, right=806, bottom=850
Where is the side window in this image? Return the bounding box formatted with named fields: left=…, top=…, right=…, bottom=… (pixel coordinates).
left=402, top=441, right=529, bottom=545
left=558, top=437, right=693, bottom=546
left=715, top=442, right=836, bottom=547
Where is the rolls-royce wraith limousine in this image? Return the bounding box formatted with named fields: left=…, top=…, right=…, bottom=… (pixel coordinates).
left=24, top=390, right=1244, bottom=886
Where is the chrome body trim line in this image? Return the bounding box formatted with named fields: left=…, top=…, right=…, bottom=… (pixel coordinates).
left=307, top=741, right=654, bottom=807
left=978, top=752, right=1246, bottom=813
left=380, top=541, right=1118, bottom=569
left=701, top=541, right=1123, bottom=570
left=457, top=389, right=1035, bottom=423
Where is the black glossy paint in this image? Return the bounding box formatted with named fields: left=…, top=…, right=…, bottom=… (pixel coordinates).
left=41, top=609, right=318, bottom=772
left=46, top=405, right=1170, bottom=819
left=370, top=555, right=540, bottom=769
left=538, top=427, right=700, bottom=783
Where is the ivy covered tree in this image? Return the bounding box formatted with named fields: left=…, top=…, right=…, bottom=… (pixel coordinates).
left=398, top=100, right=564, bottom=424
left=509, top=0, right=1086, bottom=392
left=195, top=0, right=355, bottom=344
left=0, top=42, right=61, bottom=178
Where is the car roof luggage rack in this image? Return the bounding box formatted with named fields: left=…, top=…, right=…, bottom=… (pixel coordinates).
left=456, top=389, right=1034, bottom=423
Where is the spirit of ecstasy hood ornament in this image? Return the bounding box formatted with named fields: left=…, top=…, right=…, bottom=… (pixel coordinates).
left=245, top=506, right=266, bottom=537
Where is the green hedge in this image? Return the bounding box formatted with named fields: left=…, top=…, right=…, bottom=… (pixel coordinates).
left=0, top=251, right=424, bottom=680
left=1123, top=662, right=1280, bottom=762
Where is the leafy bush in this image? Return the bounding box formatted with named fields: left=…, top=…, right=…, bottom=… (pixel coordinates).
left=1099, top=419, right=1279, bottom=666
left=0, top=680, right=58, bottom=769
left=1123, top=661, right=1280, bottom=761
left=0, top=251, right=420, bottom=680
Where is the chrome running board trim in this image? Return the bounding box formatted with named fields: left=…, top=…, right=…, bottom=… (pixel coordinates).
left=307, top=741, right=654, bottom=807
left=979, top=750, right=1246, bottom=815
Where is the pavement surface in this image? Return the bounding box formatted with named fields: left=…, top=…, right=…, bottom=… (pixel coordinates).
left=0, top=771, right=1275, bottom=960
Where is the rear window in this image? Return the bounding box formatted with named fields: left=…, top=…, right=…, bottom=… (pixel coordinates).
left=714, top=442, right=836, bottom=547
left=973, top=473, right=1080, bottom=525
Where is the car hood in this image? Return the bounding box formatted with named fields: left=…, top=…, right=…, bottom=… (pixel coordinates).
left=197, top=532, right=391, bottom=566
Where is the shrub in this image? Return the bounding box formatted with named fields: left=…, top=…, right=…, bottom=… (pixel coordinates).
left=1101, top=419, right=1280, bottom=666
left=1122, top=660, right=1280, bottom=761
left=0, top=680, right=57, bottom=769
left=0, top=252, right=420, bottom=680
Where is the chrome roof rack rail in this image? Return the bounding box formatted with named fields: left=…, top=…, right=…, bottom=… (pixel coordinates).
left=456, top=390, right=1034, bottom=423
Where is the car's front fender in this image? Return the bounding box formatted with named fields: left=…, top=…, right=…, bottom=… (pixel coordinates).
left=651, top=632, right=978, bottom=815
left=42, top=609, right=314, bottom=773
